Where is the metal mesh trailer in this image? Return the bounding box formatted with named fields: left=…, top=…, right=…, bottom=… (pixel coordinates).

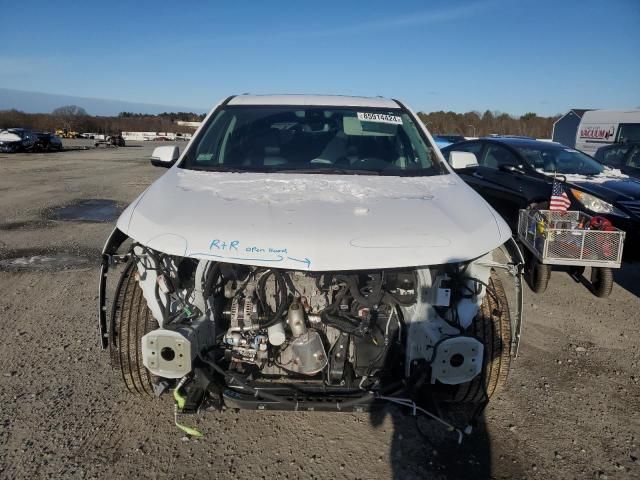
left=517, top=210, right=626, bottom=297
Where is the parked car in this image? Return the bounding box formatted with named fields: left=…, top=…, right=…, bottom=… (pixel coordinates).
left=441, top=137, right=640, bottom=255
left=594, top=142, right=640, bottom=179
left=431, top=134, right=466, bottom=150
left=436, top=134, right=466, bottom=144
left=0, top=128, right=37, bottom=153
left=99, top=94, right=524, bottom=438
left=432, top=135, right=452, bottom=149
left=95, top=134, right=126, bottom=148
left=34, top=132, right=63, bottom=152
left=108, top=134, right=125, bottom=147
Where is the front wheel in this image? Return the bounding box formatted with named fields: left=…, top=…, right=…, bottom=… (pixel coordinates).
left=110, top=261, right=158, bottom=396
left=450, top=272, right=512, bottom=403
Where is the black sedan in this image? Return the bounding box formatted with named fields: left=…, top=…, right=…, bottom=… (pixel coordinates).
left=34, top=132, right=63, bottom=152
left=0, top=128, right=37, bottom=153
left=441, top=137, right=640, bottom=255
left=594, top=142, right=640, bottom=179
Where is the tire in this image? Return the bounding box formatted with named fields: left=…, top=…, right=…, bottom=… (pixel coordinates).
left=451, top=272, right=512, bottom=403
left=521, top=201, right=552, bottom=293
left=526, top=256, right=551, bottom=293
left=591, top=267, right=613, bottom=298
left=110, top=261, right=157, bottom=396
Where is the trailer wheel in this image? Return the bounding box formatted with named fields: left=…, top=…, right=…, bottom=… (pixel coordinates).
left=110, top=261, right=157, bottom=396
left=526, top=256, right=551, bottom=294
left=448, top=272, right=512, bottom=403
left=591, top=267, right=613, bottom=298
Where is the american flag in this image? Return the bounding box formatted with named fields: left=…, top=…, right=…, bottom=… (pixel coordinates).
left=550, top=180, right=571, bottom=211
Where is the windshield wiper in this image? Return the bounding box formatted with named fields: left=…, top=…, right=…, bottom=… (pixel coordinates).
left=184, top=165, right=253, bottom=173
left=276, top=168, right=381, bottom=175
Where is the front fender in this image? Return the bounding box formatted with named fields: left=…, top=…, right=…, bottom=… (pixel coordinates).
left=98, top=227, right=129, bottom=349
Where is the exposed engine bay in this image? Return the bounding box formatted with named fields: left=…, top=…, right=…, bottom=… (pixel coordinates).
left=143, top=261, right=421, bottom=383
left=99, top=231, right=523, bottom=441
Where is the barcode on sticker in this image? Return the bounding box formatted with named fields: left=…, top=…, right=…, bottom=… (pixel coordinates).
left=357, top=112, right=402, bottom=125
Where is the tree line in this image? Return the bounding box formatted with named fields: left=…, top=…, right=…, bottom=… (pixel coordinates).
left=0, top=104, right=561, bottom=138
left=417, top=110, right=560, bottom=138
left=0, top=105, right=205, bottom=135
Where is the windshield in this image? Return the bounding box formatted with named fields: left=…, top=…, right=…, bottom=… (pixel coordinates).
left=181, top=106, right=445, bottom=176
left=516, top=144, right=604, bottom=175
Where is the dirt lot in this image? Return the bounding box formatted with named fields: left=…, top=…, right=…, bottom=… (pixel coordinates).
left=0, top=140, right=639, bottom=479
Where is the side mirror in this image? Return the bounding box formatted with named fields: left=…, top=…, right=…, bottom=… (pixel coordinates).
left=150, top=146, right=179, bottom=168
left=449, top=151, right=479, bottom=170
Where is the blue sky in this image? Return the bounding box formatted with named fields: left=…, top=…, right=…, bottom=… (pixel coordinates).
left=1, top=0, right=638, bottom=115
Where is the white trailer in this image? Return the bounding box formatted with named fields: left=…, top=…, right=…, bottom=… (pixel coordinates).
left=121, top=131, right=157, bottom=141
left=575, top=110, right=640, bottom=155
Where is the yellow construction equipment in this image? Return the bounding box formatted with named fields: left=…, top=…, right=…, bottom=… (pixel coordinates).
left=55, top=128, right=79, bottom=139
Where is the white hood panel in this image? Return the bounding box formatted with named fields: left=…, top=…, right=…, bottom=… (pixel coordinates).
left=0, top=132, right=21, bottom=142
left=118, top=168, right=510, bottom=271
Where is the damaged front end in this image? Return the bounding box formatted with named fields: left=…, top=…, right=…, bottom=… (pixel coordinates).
left=99, top=228, right=524, bottom=441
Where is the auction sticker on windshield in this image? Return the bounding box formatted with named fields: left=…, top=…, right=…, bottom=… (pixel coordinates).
left=357, top=112, right=403, bottom=125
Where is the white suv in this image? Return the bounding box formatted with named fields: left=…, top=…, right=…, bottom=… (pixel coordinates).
left=99, top=95, right=523, bottom=439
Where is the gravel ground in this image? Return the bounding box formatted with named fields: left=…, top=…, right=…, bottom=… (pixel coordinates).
left=0, top=140, right=638, bottom=479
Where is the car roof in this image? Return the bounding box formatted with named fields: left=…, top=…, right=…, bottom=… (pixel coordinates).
left=442, top=137, right=568, bottom=152
left=480, top=137, right=563, bottom=148
left=227, top=94, right=401, bottom=109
